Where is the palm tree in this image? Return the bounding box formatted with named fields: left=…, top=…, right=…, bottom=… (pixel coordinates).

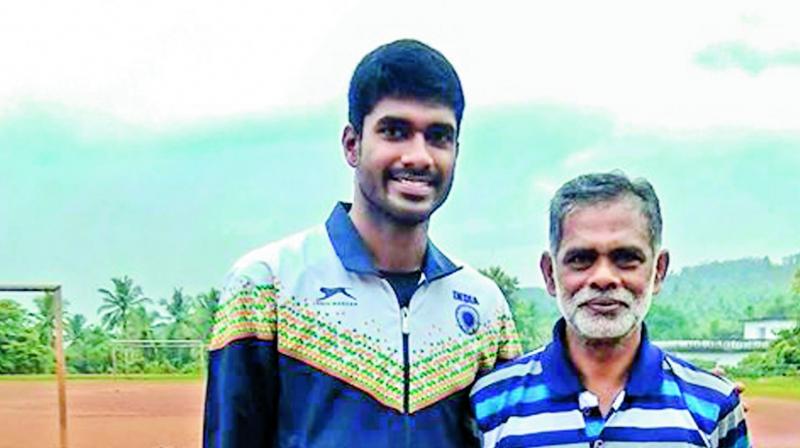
left=32, top=293, right=59, bottom=346
left=66, top=314, right=87, bottom=344
left=97, top=276, right=149, bottom=336
left=195, top=288, right=221, bottom=341
left=480, top=265, right=542, bottom=350
left=479, top=266, right=520, bottom=299
left=161, top=288, right=195, bottom=339
left=127, top=305, right=160, bottom=340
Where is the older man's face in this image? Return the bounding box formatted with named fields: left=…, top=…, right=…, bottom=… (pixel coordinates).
left=542, top=195, right=667, bottom=341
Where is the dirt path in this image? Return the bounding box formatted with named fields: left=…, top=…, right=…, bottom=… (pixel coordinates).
left=0, top=380, right=796, bottom=447
left=0, top=380, right=203, bottom=448
left=746, top=396, right=800, bottom=448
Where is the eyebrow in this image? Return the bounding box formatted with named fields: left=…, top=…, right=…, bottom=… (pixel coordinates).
left=376, top=116, right=411, bottom=127
left=562, top=248, right=596, bottom=261
left=375, top=116, right=455, bottom=133
left=561, top=247, right=647, bottom=261
left=425, top=122, right=456, bottom=135
left=609, top=247, right=647, bottom=260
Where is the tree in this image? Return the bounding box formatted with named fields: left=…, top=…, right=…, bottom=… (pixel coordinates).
left=645, top=302, right=691, bottom=340
left=736, top=325, right=800, bottom=376
left=793, top=267, right=800, bottom=295
left=480, top=266, right=544, bottom=350
left=195, top=288, right=221, bottom=342
left=126, top=305, right=160, bottom=340
left=479, top=266, right=520, bottom=299
left=31, top=293, right=58, bottom=347
left=160, top=288, right=195, bottom=339
left=0, top=299, right=50, bottom=373
left=97, top=276, right=149, bottom=336
left=66, top=324, right=112, bottom=374
left=66, top=314, right=87, bottom=344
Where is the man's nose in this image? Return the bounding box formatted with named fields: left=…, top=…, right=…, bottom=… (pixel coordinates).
left=588, top=258, right=620, bottom=292
left=400, top=131, right=433, bottom=168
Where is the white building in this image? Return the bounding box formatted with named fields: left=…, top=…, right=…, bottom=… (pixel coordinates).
left=742, top=319, right=797, bottom=340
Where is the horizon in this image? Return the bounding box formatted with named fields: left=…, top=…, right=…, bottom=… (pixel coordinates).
left=2, top=2, right=800, bottom=322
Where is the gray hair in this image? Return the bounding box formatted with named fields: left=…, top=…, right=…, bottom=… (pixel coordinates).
left=549, top=171, right=663, bottom=254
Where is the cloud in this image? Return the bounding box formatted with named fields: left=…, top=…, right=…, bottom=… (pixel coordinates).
left=695, top=41, right=800, bottom=75
left=563, top=148, right=600, bottom=169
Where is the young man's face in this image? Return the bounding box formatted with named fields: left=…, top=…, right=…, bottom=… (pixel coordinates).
left=541, top=195, right=669, bottom=341
left=344, top=97, right=458, bottom=226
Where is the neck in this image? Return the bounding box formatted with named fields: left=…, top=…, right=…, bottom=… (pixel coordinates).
left=565, top=324, right=642, bottom=414
left=349, top=200, right=428, bottom=272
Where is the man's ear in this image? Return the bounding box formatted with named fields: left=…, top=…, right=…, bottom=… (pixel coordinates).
left=652, top=249, right=670, bottom=295
left=540, top=251, right=557, bottom=297
left=342, top=124, right=360, bottom=167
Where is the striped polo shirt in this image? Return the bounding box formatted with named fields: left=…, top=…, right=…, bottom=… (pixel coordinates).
left=470, top=319, right=749, bottom=448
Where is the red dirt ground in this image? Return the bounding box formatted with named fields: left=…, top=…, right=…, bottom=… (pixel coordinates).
left=0, top=380, right=796, bottom=447
left=0, top=380, right=203, bottom=448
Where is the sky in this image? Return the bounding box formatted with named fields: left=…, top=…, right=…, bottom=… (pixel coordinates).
left=1, top=1, right=799, bottom=321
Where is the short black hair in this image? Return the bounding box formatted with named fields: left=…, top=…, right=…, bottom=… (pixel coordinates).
left=549, top=171, right=663, bottom=254
left=348, top=39, right=465, bottom=134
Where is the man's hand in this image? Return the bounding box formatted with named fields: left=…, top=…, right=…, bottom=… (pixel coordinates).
left=712, top=365, right=748, bottom=412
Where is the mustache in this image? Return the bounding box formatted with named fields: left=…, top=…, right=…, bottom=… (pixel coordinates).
left=387, top=167, right=440, bottom=184
left=571, top=287, right=636, bottom=306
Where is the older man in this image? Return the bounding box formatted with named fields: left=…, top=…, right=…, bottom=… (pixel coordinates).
left=471, top=172, right=749, bottom=448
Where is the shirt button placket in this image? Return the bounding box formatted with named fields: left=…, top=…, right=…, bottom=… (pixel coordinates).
left=592, top=440, right=604, bottom=448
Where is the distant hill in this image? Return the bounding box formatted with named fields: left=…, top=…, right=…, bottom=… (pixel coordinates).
left=511, top=253, right=800, bottom=340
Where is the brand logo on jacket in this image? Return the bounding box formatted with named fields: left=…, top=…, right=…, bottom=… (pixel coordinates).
left=316, top=287, right=358, bottom=306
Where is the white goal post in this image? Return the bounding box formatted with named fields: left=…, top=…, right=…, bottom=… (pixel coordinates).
left=0, top=284, right=68, bottom=448
left=109, top=339, right=206, bottom=374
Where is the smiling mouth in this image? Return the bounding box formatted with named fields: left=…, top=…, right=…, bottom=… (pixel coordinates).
left=581, top=298, right=628, bottom=314
left=388, top=172, right=437, bottom=198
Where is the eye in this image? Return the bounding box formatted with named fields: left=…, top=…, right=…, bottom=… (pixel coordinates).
left=379, top=123, right=410, bottom=141
left=564, top=251, right=596, bottom=270
left=424, top=125, right=455, bottom=148
left=611, top=249, right=645, bottom=269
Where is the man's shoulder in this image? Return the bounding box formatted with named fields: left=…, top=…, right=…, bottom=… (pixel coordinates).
left=229, top=225, right=326, bottom=272
left=662, top=352, right=738, bottom=399
left=447, top=262, right=508, bottom=303
left=223, top=224, right=328, bottom=293
left=471, top=346, right=547, bottom=397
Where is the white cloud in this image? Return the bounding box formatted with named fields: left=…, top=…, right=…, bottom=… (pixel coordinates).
left=1, top=1, right=799, bottom=130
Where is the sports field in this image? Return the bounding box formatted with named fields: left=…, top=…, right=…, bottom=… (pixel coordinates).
left=0, top=376, right=797, bottom=448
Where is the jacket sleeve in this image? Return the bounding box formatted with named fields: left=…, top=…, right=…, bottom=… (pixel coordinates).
left=496, top=296, right=522, bottom=362
left=203, top=263, right=279, bottom=448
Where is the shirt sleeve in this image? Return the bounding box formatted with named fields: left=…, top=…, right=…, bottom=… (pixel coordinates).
left=714, top=391, right=749, bottom=448
left=203, top=262, right=279, bottom=448
left=496, top=296, right=522, bottom=362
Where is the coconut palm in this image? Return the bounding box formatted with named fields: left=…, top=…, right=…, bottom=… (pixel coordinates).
left=32, top=293, right=60, bottom=346
left=66, top=314, right=87, bottom=344
left=195, top=288, right=221, bottom=341
left=97, top=276, right=149, bottom=336
left=161, top=288, right=195, bottom=339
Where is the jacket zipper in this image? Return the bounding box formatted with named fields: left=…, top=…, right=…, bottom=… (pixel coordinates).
left=400, top=306, right=410, bottom=414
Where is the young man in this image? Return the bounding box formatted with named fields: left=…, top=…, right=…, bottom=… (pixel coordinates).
left=203, top=39, right=521, bottom=447
left=471, top=172, right=749, bottom=448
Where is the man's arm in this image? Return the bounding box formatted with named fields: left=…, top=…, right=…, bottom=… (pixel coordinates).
left=495, top=296, right=523, bottom=363
left=203, top=267, right=279, bottom=448
left=714, top=391, right=749, bottom=448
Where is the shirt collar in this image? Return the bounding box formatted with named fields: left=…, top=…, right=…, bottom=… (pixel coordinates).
left=324, top=202, right=461, bottom=281
left=541, top=318, right=665, bottom=399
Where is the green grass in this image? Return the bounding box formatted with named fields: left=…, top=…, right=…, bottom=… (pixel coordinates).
left=0, top=373, right=203, bottom=382
left=737, top=376, right=800, bottom=400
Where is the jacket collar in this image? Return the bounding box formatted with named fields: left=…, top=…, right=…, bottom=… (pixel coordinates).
left=324, top=202, right=461, bottom=281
